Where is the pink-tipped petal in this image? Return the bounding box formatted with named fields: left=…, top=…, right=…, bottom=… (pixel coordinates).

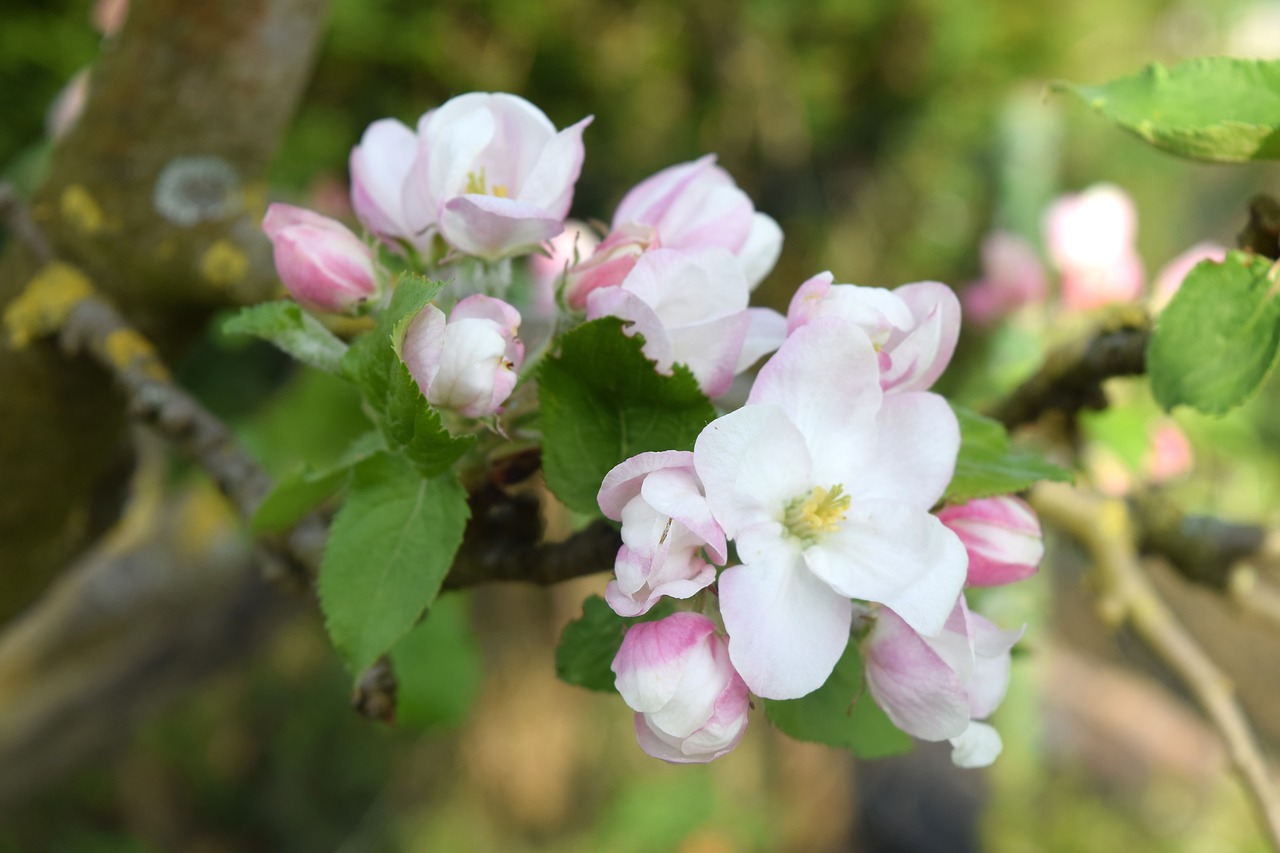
left=439, top=195, right=565, bottom=262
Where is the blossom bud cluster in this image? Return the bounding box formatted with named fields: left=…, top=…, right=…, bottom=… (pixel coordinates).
left=253, top=89, right=1047, bottom=767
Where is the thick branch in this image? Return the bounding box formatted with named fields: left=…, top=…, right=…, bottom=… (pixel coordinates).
left=990, top=308, right=1149, bottom=431
left=1032, top=481, right=1280, bottom=850
left=0, top=0, right=328, bottom=618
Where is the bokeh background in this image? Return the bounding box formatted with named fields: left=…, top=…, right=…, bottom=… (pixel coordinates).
left=3, top=0, right=1280, bottom=850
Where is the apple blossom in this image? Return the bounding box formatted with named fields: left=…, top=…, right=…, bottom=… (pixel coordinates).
left=597, top=451, right=727, bottom=617
left=612, top=612, right=750, bottom=764
left=1144, top=422, right=1194, bottom=483
left=400, top=293, right=524, bottom=417
left=785, top=273, right=961, bottom=394
left=564, top=155, right=782, bottom=307
left=586, top=248, right=786, bottom=398
left=863, top=597, right=1023, bottom=768
left=963, top=231, right=1048, bottom=325
left=1044, top=183, right=1144, bottom=310
left=693, top=318, right=968, bottom=699
left=401, top=93, right=592, bottom=262
left=936, top=496, right=1044, bottom=588
left=350, top=118, right=423, bottom=253
left=262, top=203, right=378, bottom=314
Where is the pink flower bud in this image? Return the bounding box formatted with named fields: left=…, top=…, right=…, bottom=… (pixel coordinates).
left=936, top=496, right=1043, bottom=588
left=597, top=451, right=727, bottom=617
left=529, top=221, right=601, bottom=316
left=400, top=294, right=524, bottom=418
left=612, top=613, right=750, bottom=764
left=1044, top=184, right=1144, bottom=311
left=402, top=93, right=593, bottom=262
left=262, top=203, right=378, bottom=314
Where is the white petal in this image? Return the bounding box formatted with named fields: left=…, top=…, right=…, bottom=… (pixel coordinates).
left=949, top=721, right=1003, bottom=768
left=719, top=555, right=853, bottom=700
left=854, top=391, right=959, bottom=510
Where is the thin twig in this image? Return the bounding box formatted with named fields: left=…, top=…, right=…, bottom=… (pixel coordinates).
left=1032, top=481, right=1280, bottom=850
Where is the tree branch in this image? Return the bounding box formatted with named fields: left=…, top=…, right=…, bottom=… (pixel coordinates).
left=0, top=0, right=329, bottom=619
left=989, top=307, right=1149, bottom=431
left=1031, top=481, right=1280, bottom=850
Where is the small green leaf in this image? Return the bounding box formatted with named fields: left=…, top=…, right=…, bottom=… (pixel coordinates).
left=318, top=452, right=470, bottom=674
left=223, top=301, right=348, bottom=373
left=390, top=593, right=482, bottom=729
left=555, top=595, right=675, bottom=692
left=251, top=430, right=385, bottom=534
left=764, top=641, right=911, bottom=758
left=340, top=273, right=443, bottom=402
left=1149, top=252, right=1280, bottom=414
left=947, top=405, right=1072, bottom=502
left=538, top=318, right=716, bottom=514
left=1055, top=58, right=1280, bottom=163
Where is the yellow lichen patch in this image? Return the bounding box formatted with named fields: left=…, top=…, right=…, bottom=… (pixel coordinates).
left=104, top=328, right=170, bottom=381
left=239, top=182, right=268, bottom=220
left=174, top=483, right=238, bottom=560
left=3, top=261, right=94, bottom=348
left=199, top=239, right=249, bottom=288
left=60, top=184, right=105, bottom=235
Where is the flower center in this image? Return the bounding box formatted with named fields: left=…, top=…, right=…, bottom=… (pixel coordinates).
left=783, top=484, right=851, bottom=545
left=463, top=167, right=509, bottom=198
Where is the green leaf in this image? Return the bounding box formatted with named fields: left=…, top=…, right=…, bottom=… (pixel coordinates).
left=1054, top=58, right=1280, bottom=163
left=318, top=452, right=470, bottom=674
left=222, top=300, right=348, bottom=373
left=764, top=641, right=911, bottom=758
left=538, top=318, right=716, bottom=514
left=250, top=430, right=385, bottom=534
left=340, top=274, right=472, bottom=477
left=555, top=595, right=675, bottom=692
left=1149, top=252, right=1280, bottom=414
left=947, top=405, right=1072, bottom=502
left=389, top=593, right=482, bottom=729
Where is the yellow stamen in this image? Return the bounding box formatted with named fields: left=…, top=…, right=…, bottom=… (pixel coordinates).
left=784, top=485, right=851, bottom=545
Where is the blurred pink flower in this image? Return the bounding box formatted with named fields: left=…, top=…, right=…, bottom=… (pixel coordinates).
left=1144, top=422, right=1194, bottom=483
left=963, top=231, right=1048, bottom=325
left=1044, top=184, right=1144, bottom=311
left=92, top=0, right=129, bottom=36
left=46, top=69, right=90, bottom=142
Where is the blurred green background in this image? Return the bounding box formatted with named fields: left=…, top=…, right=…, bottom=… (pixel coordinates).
left=3, top=0, right=1280, bottom=850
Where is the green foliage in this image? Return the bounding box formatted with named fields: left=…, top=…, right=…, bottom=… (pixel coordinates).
left=1149, top=252, right=1280, bottom=415
left=1055, top=58, right=1280, bottom=163
left=946, top=405, right=1072, bottom=502
left=318, top=452, right=470, bottom=675
left=555, top=595, right=675, bottom=692
left=764, top=640, right=912, bottom=758
left=251, top=430, right=384, bottom=534
left=538, top=318, right=716, bottom=514
left=390, top=593, right=482, bottom=729
left=340, top=275, right=473, bottom=477
left=223, top=301, right=349, bottom=374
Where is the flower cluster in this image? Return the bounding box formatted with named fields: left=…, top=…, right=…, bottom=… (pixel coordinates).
left=257, top=89, right=1044, bottom=769
left=604, top=278, right=1042, bottom=766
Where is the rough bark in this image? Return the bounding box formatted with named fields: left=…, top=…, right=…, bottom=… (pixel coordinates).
left=0, top=0, right=329, bottom=619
